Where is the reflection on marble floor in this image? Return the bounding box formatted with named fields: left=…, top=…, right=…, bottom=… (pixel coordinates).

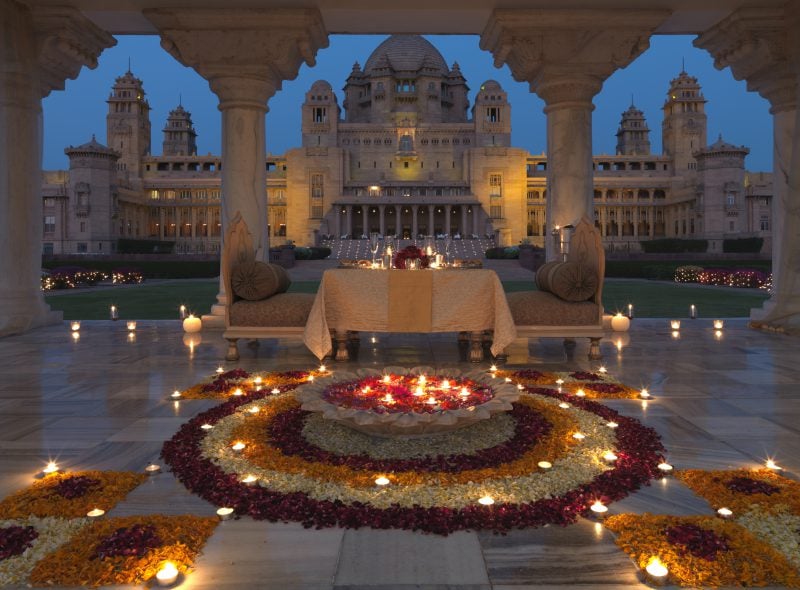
left=0, top=319, right=798, bottom=589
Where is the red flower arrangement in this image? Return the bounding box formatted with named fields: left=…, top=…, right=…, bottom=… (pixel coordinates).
left=726, top=476, right=781, bottom=496
left=569, top=372, right=604, bottom=381
left=321, top=375, right=493, bottom=414
left=0, top=525, right=38, bottom=561
left=92, top=524, right=162, bottom=560
left=665, top=523, right=731, bottom=561
left=393, top=245, right=430, bottom=269
left=51, top=475, right=100, bottom=500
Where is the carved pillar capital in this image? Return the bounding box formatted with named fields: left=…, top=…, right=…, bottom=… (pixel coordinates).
left=695, top=5, right=799, bottom=114
left=146, top=8, right=328, bottom=107
left=480, top=8, right=669, bottom=104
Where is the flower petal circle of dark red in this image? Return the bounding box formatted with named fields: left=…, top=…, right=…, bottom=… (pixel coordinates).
left=92, top=524, right=163, bottom=560
left=726, top=476, right=781, bottom=496
left=0, top=525, right=39, bottom=561
left=51, top=475, right=101, bottom=500
left=161, top=384, right=665, bottom=535
left=664, top=523, right=731, bottom=561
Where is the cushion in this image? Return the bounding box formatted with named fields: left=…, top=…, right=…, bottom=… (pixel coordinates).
left=229, top=293, right=314, bottom=327
left=231, top=261, right=291, bottom=301
left=535, top=261, right=597, bottom=302
left=507, top=291, right=600, bottom=326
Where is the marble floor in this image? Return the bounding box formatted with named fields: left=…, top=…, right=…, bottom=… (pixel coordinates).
left=1, top=319, right=799, bottom=589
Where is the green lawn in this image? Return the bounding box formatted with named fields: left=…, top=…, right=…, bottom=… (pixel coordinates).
left=46, top=277, right=769, bottom=320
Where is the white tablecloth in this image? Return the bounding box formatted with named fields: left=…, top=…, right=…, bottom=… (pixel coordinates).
left=303, top=268, right=517, bottom=359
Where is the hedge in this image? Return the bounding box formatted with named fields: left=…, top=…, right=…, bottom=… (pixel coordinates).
left=42, top=259, right=220, bottom=279
left=723, top=237, right=764, bottom=253
left=639, top=238, right=708, bottom=253
left=485, top=247, right=520, bottom=259
left=605, top=259, right=771, bottom=280
left=116, top=239, right=176, bottom=254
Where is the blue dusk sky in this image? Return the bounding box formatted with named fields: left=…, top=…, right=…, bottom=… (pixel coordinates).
left=42, top=34, right=772, bottom=172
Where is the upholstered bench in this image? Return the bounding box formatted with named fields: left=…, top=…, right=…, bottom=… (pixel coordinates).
left=222, top=214, right=315, bottom=361
left=506, top=218, right=605, bottom=360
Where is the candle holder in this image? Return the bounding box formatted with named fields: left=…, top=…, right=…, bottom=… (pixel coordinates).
left=126, top=321, right=137, bottom=332
left=155, top=562, right=179, bottom=587
left=627, top=303, right=634, bottom=320
left=713, top=319, right=724, bottom=330
left=690, top=304, right=697, bottom=319
left=216, top=507, right=234, bottom=520
left=70, top=321, right=81, bottom=332
left=110, top=305, right=118, bottom=321
left=179, top=305, right=187, bottom=320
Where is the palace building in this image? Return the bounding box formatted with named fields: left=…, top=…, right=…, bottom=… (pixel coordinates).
left=41, top=34, right=772, bottom=257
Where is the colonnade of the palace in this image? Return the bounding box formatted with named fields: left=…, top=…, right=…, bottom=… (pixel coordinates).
left=334, top=204, right=484, bottom=238
left=1, top=1, right=799, bottom=334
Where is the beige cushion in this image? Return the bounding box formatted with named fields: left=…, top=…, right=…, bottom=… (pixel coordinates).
left=507, top=291, right=600, bottom=326
left=535, top=261, right=562, bottom=291
left=231, top=261, right=291, bottom=301
left=229, top=293, right=314, bottom=327
left=535, top=261, right=597, bottom=302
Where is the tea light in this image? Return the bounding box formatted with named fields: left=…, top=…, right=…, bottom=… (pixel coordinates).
left=611, top=313, right=630, bottom=332
left=766, top=459, right=782, bottom=471
left=145, top=463, right=161, bottom=475
left=478, top=496, right=495, bottom=506
left=179, top=305, right=187, bottom=320
left=517, top=383, right=524, bottom=390
left=627, top=303, right=634, bottom=319
left=383, top=394, right=394, bottom=404
left=126, top=321, right=137, bottom=331
left=713, top=319, right=724, bottom=330
left=70, top=321, right=81, bottom=332
left=42, top=461, right=60, bottom=475
left=598, top=366, right=607, bottom=374
left=375, top=476, right=390, bottom=486
left=216, top=366, right=224, bottom=375
left=644, top=557, right=669, bottom=584
left=382, top=375, right=391, bottom=384
left=459, top=387, right=470, bottom=398
left=537, top=461, right=552, bottom=469
left=254, top=376, right=262, bottom=385
left=639, top=388, right=651, bottom=399
left=216, top=507, right=234, bottom=520
left=155, top=562, right=179, bottom=587
left=308, top=375, right=315, bottom=382
left=558, top=402, right=571, bottom=409
left=271, top=388, right=280, bottom=394
left=110, top=305, right=118, bottom=320
left=248, top=406, right=260, bottom=414
left=603, top=451, right=618, bottom=464
left=717, top=507, right=733, bottom=519
left=183, top=314, right=202, bottom=333
left=572, top=432, right=586, bottom=440
left=241, top=474, right=257, bottom=485
left=690, top=304, right=697, bottom=319
left=231, top=442, right=246, bottom=452
left=575, top=388, right=586, bottom=398
left=555, top=378, right=564, bottom=386
left=489, top=364, right=497, bottom=373
left=362, top=386, right=371, bottom=394
left=170, top=390, right=182, bottom=399
left=201, top=423, right=213, bottom=430
left=441, top=379, right=451, bottom=390
left=670, top=320, right=681, bottom=330
left=319, top=364, right=327, bottom=372
left=590, top=500, right=608, bottom=518
left=504, top=376, right=512, bottom=383
left=714, top=329, right=723, bottom=340
left=414, top=386, right=424, bottom=397
left=671, top=330, right=681, bottom=339
left=657, top=462, right=674, bottom=474
left=232, top=388, right=243, bottom=396
left=87, top=508, right=105, bottom=519
left=426, top=397, right=437, bottom=405
left=606, top=421, right=619, bottom=429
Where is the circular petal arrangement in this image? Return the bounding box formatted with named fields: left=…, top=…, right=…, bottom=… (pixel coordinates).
left=162, top=369, right=666, bottom=534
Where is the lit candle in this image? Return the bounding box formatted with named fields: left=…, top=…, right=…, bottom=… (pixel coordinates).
left=241, top=474, right=257, bottom=484
left=254, top=376, right=262, bottom=385
left=657, top=462, right=673, bottom=474
left=375, top=476, right=390, bottom=486
left=179, top=305, right=187, bottom=320
left=558, top=402, right=570, bottom=409
left=426, top=397, right=437, bottom=405
left=627, top=303, right=634, bottom=319
left=155, top=562, right=179, bottom=587
left=606, top=421, right=619, bottom=429
left=126, top=321, right=137, bottom=331
left=505, top=377, right=512, bottom=383
left=717, top=507, right=733, bottom=519
left=216, top=507, right=234, bottom=520
left=478, top=496, right=495, bottom=506
left=713, top=319, right=724, bottom=330
left=639, top=388, right=651, bottom=399
left=383, top=394, right=394, bottom=404
left=110, top=305, right=118, bottom=321
left=611, top=313, right=630, bottom=332
left=308, top=375, right=315, bottom=382
left=319, top=364, right=327, bottom=372
left=644, top=557, right=669, bottom=584
left=232, top=388, right=243, bottom=396
left=200, top=423, right=213, bottom=430
left=459, top=387, right=469, bottom=398
left=517, top=383, right=524, bottom=390
left=70, top=321, right=81, bottom=332
left=690, top=304, right=697, bottom=319
left=766, top=459, right=782, bottom=471
left=603, top=452, right=618, bottom=464
left=87, top=508, right=105, bottom=518
left=145, top=463, right=161, bottom=475
left=590, top=500, right=608, bottom=518
left=71, top=331, right=80, bottom=341
left=714, top=329, right=723, bottom=340
left=248, top=406, right=260, bottom=414
left=42, top=461, right=59, bottom=475
left=670, top=320, right=681, bottom=330
left=489, top=364, right=497, bottom=373
left=572, top=432, right=586, bottom=440
left=441, top=379, right=451, bottom=390
left=171, top=390, right=182, bottom=399
left=575, top=388, right=586, bottom=397
left=418, top=375, right=427, bottom=385
left=271, top=388, right=280, bottom=394
left=216, top=366, right=224, bottom=375
left=362, top=386, right=371, bottom=394
left=671, top=330, right=681, bottom=339
left=231, top=442, right=245, bottom=452
left=537, top=461, right=552, bottom=469
left=382, top=375, right=391, bottom=384
left=183, top=314, right=202, bottom=333
left=414, top=386, right=424, bottom=397
left=598, top=366, right=607, bottom=374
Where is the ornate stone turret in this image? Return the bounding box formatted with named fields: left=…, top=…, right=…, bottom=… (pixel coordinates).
left=162, top=103, right=197, bottom=156
left=473, top=80, right=510, bottom=147
left=106, top=69, right=151, bottom=179
left=616, top=102, right=651, bottom=155
left=445, top=62, right=470, bottom=122
left=302, top=80, right=339, bottom=148
left=662, top=69, right=707, bottom=173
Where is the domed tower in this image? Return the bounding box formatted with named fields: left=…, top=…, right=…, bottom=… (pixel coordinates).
left=302, top=80, right=340, bottom=148
left=616, top=102, right=651, bottom=155
left=473, top=80, right=510, bottom=147
left=162, top=103, right=197, bottom=156
left=694, top=134, right=749, bottom=250
left=342, top=62, right=369, bottom=123
left=662, top=69, right=707, bottom=173
left=444, top=62, right=470, bottom=123
left=106, top=69, right=151, bottom=179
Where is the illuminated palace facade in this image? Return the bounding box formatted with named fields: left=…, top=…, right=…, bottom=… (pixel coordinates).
left=41, top=35, right=772, bottom=256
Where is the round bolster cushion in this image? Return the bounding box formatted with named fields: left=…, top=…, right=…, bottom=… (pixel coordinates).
left=231, top=261, right=291, bottom=301
left=536, top=261, right=597, bottom=302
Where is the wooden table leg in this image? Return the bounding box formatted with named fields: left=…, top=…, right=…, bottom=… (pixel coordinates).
left=469, top=331, right=484, bottom=363
left=334, top=330, right=350, bottom=361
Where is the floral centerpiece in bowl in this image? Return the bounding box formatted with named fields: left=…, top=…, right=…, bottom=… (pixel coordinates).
left=393, top=245, right=430, bottom=269
left=295, top=366, right=519, bottom=437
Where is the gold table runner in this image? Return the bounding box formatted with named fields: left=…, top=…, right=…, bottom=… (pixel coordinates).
left=387, top=270, right=433, bottom=331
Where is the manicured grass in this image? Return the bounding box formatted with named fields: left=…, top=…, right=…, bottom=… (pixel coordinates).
left=46, top=277, right=769, bottom=320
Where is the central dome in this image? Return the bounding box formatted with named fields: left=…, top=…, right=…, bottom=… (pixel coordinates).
left=364, top=35, right=448, bottom=76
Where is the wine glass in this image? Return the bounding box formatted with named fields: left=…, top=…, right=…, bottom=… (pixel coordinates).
left=444, top=235, right=452, bottom=265
left=369, top=232, right=380, bottom=265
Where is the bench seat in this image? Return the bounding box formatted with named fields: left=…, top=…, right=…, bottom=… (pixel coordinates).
left=507, top=291, right=600, bottom=326
left=229, top=293, right=315, bottom=327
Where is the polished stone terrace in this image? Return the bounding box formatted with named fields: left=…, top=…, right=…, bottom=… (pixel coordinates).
left=1, top=318, right=799, bottom=589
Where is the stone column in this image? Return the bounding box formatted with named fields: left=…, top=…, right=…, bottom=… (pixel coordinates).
left=394, top=205, right=402, bottom=236
left=696, top=5, right=800, bottom=331
left=473, top=207, right=480, bottom=236
left=379, top=205, right=386, bottom=236
left=428, top=205, right=435, bottom=235
left=147, top=8, right=327, bottom=325
left=411, top=205, right=419, bottom=238
left=0, top=2, right=114, bottom=336
left=345, top=206, right=353, bottom=237
left=445, top=205, right=452, bottom=235
left=481, top=8, right=667, bottom=261
left=461, top=206, right=468, bottom=236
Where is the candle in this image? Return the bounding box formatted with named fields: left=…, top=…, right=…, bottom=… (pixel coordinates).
left=572, top=432, right=586, bottom=440
left=671, top=330, right=681, bottom=339
left=42, top=461, right=59, bottom=475
left=418, top=375, right=426, bottom=385
left=414, top=386, right=424, bottom=397
left=382, top=394, right=394, bottom=404
left=644, top=557, right=669, bottom=584
left=375, top=476, right=390, bottom=486
left=155, top=562, right=179, bottom=587
left=216, top=507, right=234, bottom=520
left=575, top=388, right=586, bottom=397
left=308, top=375, right=315, bottom=382
left=590, top=501, right=608, bottom=518
left=537, top=461, right=552, bottom=469
left=611, top=313, right=630, bottom=332
left=126, top=321, right=137, bottom=331
left=606, top=421, right=619, bottom=429
left=232, top=388, right=243, bottom=396
left=216, top=366, right=224, bottom=375
left=200, top=423, right=213, bottom=430
left=639, top=388, right=651, bottom=399
left=110, top=305, right=118, bottom=320
left=690, top=304, right=697, bottom=319
left=717, top=507, right=733, bottom=519
left=714, top=329, right=723, bottom=340
left=766, top=459, right=782, bottom=471
left=70, top=321, right=81, bottom=332
left=171, top=390, right=182, bottom=399
left=270, top=388, right=280, bottom=394
left=182, top=314, right=202, bottom=333
left=558, top=402, right=571, bottom=409
left=478, top=496, right=495, bottom=506
left=670, top=320, right=681, bottom=330
left=657, top=462, right=673, bottom=474
left=382, top=375, right=391, bottom=384
left=460, top=387, right=469, bottom=398
left=603, top=451, right=618, bottom=464
left=440, top=379, right=451, bottom=390
left=505, top=377, right=512, bottom=383
left=241, top=474, right=257, bottom=484
left=254, top=376, right=262, bottom=385
left=231, top=442, right=245, bottom=452
left=319, top=364, right=327, bottom=372
left=87, top=508, right=105, bottom=518
left=426, top=397, right=437, bottom=405
left=713, top=319, right=724, bottom=330
left=627, top=303, right=634, bottom=319
left=179, top=305, right=187, bottom=320
left=145, top=463, right=161, bottom=475
left=489, top=364, right=497, bottom=373
left=71, top=331, right=80, bottom=341
left=598, top=366, right=607, bottom=374
left=248, top=406, right=260, bottom=414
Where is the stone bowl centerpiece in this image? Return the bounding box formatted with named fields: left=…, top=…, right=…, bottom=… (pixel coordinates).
left=294, top=366, right=519, bottom=437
